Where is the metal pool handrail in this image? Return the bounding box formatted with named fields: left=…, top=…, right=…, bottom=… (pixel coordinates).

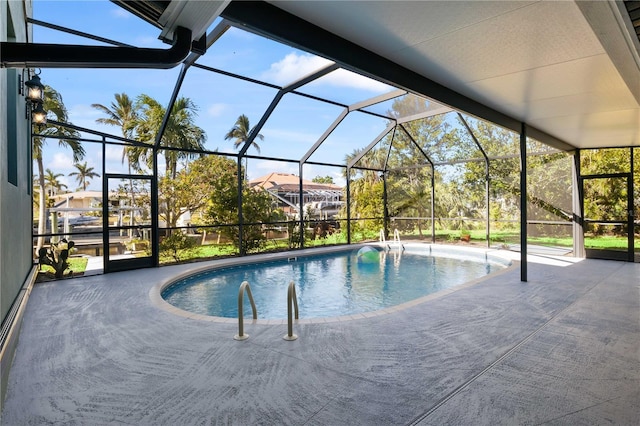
left=392, top=229, right=405, bottom=250
left=234, top=281, right=257, bottom=341
left=283, top=281, right=299, bottom=341
left=381, top=228, right=404, bottom=250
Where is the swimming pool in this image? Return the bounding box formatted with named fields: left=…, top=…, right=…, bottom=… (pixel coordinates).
left=160, top=244, right=511, bottom=320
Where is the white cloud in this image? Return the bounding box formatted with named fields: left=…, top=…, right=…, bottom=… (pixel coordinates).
left=69, top=104, right=102, bottom=120
left=248, top=161, right=297, bottom=181
left=66, top=103, right=129, bottom=140
left=323, top=68, right=392, bottom=93
left=50, top=152, right=74, bottom=170
left=207, top=103, right=228, bottom=117
left=58, top=175, right=72, bottom=191
left=261, top=53, right=333, bottom=86
left=328, top=171, right=346, bottom=187
left=262, top=52, right=392, bottom=93
left=105, top=145, right=124, bottom=162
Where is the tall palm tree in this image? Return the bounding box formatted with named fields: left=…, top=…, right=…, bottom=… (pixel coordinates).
left=92, top=93, right=139, bottom=234
left=131, top=95, right=206, bottom=230
left=133, top=94, right=206, bottom=179
left=225, top=114, right=264, bottom=180
left=69, top=162, right=100, bottom=191
left=43, top=168, right=67, bottom=197
left=91, top=92, right=138, bottom=167
left=33, top=85, right=84, bottom=252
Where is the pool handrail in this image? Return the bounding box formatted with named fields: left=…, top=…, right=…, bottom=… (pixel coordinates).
left=381, top=228, right=404, bottom=251
left=283, top=281, right=299, bottom=341
left=234, top=281, right=257, bottom=341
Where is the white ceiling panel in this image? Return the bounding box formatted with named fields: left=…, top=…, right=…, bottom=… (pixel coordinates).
left=533, top=109, right=640, bottom=148
left=469, top=55, right=637, bottom=114
left=392, top=1, right=604, bottom=84
left=269, top=0, right=640, bottom=149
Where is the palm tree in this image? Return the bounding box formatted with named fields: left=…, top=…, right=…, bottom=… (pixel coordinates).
left=33, top=85, right=84, bottom=252
left=69, top=162, right=100, bottom=191
left=91, top=92, right=138, bottom=166
left=224, top=114, right=264, bottom=180
left=43, top=168, right=67, bottom=197
left=92, top=93, right=139, bottom=234
left=133, top=94, right=206, bottom=179
left=132, top=95, right=206, bottom=230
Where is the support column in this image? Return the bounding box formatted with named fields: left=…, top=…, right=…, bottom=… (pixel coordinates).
left=382, top=171, right=389, bottom=240
left=572, top=150, right=585, bottom=257
left=298, top=163, right=305, bottom=249
left=237, top=158, right=244, bottom=256
left=519, top=123, right=527, bottom=282
left=627, top=148, right=634, bottom=262
left=151, top=145, right=160, bottom=267
left=346, top=168, right=351, bottom=245
left=430, top=166, right=435, bottom=243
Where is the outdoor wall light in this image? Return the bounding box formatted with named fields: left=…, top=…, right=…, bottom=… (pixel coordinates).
left=31, top=103, right=47, bottom=125
left=24, top=69, right=47, bottom=126
left=24, top=71, right=44, bottom=104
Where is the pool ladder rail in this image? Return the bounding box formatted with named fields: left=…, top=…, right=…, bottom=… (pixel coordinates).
left=233, top=280, right=300, bottom=341
left=379, top=228, right=405, bottom=251
left=234, top=281, right=257, bottom=341
left=283, top=281, right=299, bottom=341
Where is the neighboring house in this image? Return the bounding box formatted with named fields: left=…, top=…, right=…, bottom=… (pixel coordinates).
left=48, top=190, right=147, bottom=228
left=50, top=190, right=103, bottom=211
left=248, top=173, right=344, bottom=219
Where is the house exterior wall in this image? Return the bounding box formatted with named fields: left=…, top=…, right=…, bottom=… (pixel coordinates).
left=1, top=0, right=36, bottom=409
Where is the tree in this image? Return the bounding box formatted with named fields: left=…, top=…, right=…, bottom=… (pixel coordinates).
left=43, top=168, right=67, bottom=197
left=33, top=85, right=83, bottom=252
left=453, top=118, right=572, bottom=235
left=384, top=98, right=452, bottom=236
left=129, top=95, right=206, bottom=236
left=157, top=155, right=225, bottom=230
left=343, top=148, right=386, bottom=238
left=312, top=175, right=334, bottom=184
left=225, top=114, right=264, bottom=179
left=203, top=156, right=277, bottom=253
left=133, top=95, right=206, bottom=179
left=91, top=93, right=138, bottom=164
left=92, top=93, right=139, bottom=233
left=580, top=149, right=630, bottom=235
left=69, top=161, right=100, bottom=191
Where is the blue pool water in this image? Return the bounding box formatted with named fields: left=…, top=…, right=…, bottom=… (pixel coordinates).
left=162, top=247, right=507, bottom=319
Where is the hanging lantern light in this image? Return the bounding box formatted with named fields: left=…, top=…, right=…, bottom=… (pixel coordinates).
left=25, top=71, right=45, bottom=104
left=31, top=102, right=47, bottom=125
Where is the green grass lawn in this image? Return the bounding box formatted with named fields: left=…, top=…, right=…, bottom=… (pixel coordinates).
left=412, top=229, right=640, bottom=250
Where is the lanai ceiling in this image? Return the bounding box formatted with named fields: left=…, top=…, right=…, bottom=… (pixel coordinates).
left=263, top=0, right=640, bottom=150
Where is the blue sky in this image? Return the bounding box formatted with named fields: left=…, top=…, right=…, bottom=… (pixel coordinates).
left=33, top=0, right=403, bottom=191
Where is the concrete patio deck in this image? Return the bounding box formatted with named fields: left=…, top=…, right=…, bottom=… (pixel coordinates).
left=2, top=250, right=638, bottom=425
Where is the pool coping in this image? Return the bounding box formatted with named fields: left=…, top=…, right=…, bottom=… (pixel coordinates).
left=149, top=243, right=517, bottom=325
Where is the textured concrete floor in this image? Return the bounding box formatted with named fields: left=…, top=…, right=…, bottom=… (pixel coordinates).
left=2, top=250, right=639, bottom=425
